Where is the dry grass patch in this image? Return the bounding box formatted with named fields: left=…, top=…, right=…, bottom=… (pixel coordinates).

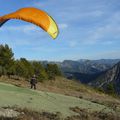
left=66, top=107, right=120, bottom=120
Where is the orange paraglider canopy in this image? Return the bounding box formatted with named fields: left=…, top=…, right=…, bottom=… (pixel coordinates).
left=0, top=7, right=59, bottom=39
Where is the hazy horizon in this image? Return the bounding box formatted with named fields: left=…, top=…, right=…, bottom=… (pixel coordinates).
left=18, top=58, right=120, bottom=63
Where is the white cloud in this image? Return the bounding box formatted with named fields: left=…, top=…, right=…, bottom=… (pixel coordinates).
left=94, top=50, right=120, bottom=59
left=102, top=41, right=114, bottom=45
left=0, top=24, right=47, bottom=37
left=58, top=23, right=68, bottom=29
left=11, top=39, right=31, bottom=46
left=32, top=0, right=105, bottom=24
left=1, top=25, right=38, bottom=32
left=81, top=12, right=120, bottom=45
left=69, top=41, right=77, bottom=48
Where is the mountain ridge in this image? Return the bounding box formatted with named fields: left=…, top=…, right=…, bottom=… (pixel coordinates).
left=41, top=59, right=120, bottom=74
left=89, top=61, right=120, bottom=95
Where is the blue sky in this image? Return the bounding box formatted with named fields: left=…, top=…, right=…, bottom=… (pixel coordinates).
left=0, top=0, right=120, bottom=61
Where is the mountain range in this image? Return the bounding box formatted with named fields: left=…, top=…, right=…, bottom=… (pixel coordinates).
left=60, top=59, right=120, bottom=74
left=41, top=59, right=120, bottom=95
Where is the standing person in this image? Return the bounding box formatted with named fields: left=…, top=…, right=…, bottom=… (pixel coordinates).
left=30, top=75, right=37, bottom=90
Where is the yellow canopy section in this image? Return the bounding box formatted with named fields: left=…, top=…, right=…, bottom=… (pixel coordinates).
left=0, top=7, right=59, bottom=39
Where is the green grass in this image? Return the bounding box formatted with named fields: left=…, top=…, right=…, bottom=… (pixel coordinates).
left=0, top=82, right=115, bottom=118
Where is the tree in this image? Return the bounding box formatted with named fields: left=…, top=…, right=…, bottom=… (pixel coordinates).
left=0, top=44, right=62, bottom=82
left=0, top=44, right=14, bottom=75
left=15, top=58, right=34, bottom=78
left=46, top=64, right=61, bottom=80
left=106, top=83, right=115, bottom=95
left=31, top=61, right=48, bottom=82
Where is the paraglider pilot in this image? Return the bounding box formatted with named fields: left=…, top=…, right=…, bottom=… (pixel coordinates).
left=30, top=75, right=37, bottom=90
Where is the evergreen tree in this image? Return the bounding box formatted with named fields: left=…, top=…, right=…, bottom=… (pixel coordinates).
left=106, top=83, right=115, bottom=95
left=31, top=61, right=48, bottom=82
left=0, top=44, right=14, bottom=75
left=46, top=64, right=61, bottom=80
left=0, top=44, right=62, bottom=82
left=14, top=58, right=34, bottom=78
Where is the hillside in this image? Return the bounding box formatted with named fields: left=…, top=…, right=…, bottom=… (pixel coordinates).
left=41, top=59, right=120, bottom=75
left=64, top=72, right=103, bottom=83
left=60, top=59, right=120, bottom=74
left=0, top=76, right=120, bottom=119
left=89, top=62, right=120, bottom=95
left=53, top=59, right=120, bottom=84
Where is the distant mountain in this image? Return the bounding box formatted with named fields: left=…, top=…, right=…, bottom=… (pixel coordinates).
left=64, top=71, right=103, bottom=83
left=89, top=62, right=120, bottom=95
left=40, top=59, right=120, bottom=83
left=78, top=59, right=120, bottom=65
left=41, top=59, right=120, bottom=95
left=60, top=59, right=120, bottom=74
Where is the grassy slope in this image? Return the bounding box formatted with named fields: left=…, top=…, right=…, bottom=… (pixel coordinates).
left=1, top=76, right=120, bottom=107
left=0, top=76, right=120, bottom=119
left=0, top=82, right=115, bottom=118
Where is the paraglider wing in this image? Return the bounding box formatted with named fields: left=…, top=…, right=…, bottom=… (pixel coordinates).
left=0, top=7, right=59, bottom=39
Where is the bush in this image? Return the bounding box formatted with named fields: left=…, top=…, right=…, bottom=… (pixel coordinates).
left=106, top=83, right=116, bottom=95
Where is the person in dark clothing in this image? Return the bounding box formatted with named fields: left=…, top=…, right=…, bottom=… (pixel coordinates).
left=30, top=75, right=37, bottom=90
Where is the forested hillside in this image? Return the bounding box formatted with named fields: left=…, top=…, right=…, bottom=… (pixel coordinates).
left=0, top=44, right=62, bottom=81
